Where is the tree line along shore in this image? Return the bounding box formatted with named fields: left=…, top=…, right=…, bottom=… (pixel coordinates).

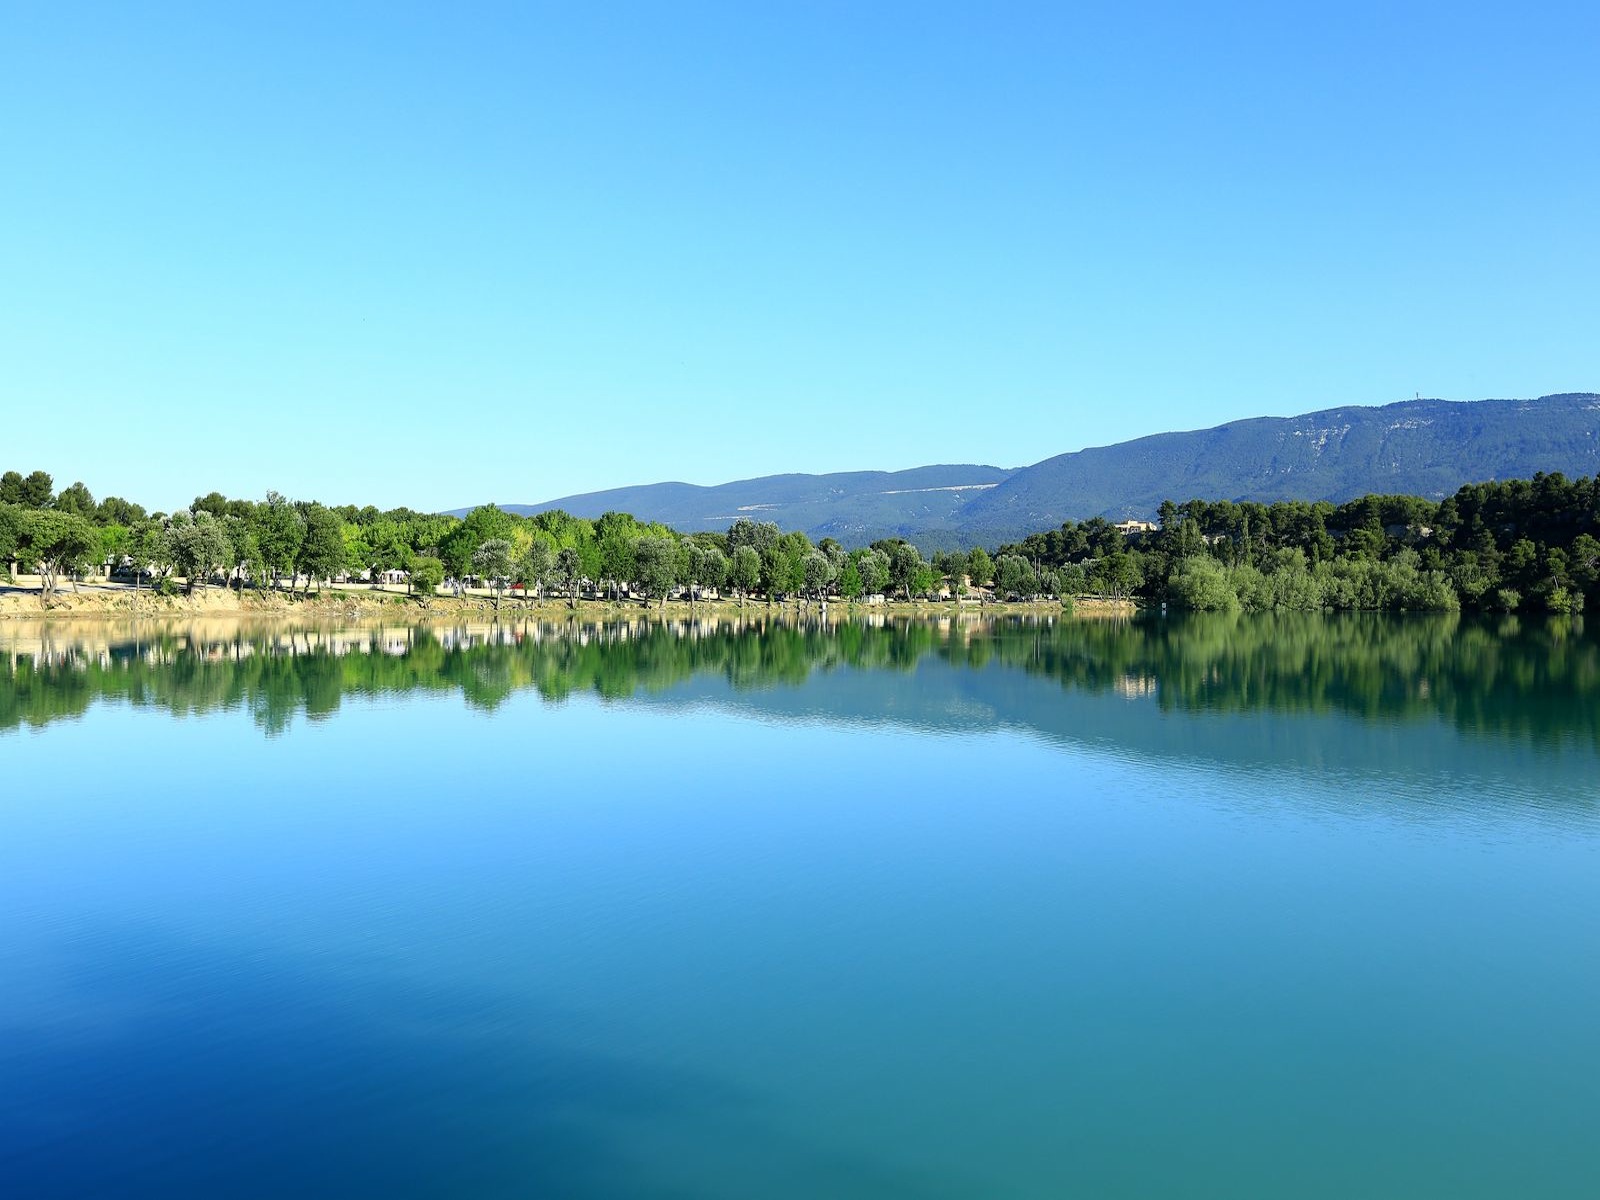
left=2, top=467, right=1597, bottom=615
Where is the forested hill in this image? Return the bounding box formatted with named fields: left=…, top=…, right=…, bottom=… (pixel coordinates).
left=955, top=393, right=1600, bottom=545
left=469, top=393, right=1600, bottom=548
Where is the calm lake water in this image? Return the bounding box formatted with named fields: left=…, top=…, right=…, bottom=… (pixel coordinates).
left=2, top=612, right=1597, bottom=1198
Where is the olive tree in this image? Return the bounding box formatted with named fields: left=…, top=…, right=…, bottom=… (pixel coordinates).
left=681, top=541, right=706, bottom=611
left=548, top=546, right=582, bottom=608
left=129, top=518, right=174, bottom=591
left=516, top=540, right=553, bottom=605
left=472, top=538, right=515, bottom=614
left=726, top=518, right=779, bottom=556
left=995, top=553, right=1038, bottom=600
left=698, top=545, right=727, bottom=598
left=633, top=535, right=679, bottom=611
left=730, top=545, right=761, bottom=608
left=853, top=548, right=890, bottom=598
left=169, top=510, right=234, bottom=591
left=802, top=549, right=834, bottom=601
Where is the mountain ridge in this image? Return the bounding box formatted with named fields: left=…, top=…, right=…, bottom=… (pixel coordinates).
left=455, top=393, right=1600, bottom=548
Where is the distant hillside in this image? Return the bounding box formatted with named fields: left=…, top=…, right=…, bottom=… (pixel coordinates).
left=462, top=465, right=1017, bottom=544
left=955, top=393, right=1600, bottom=545
left=458, top=393, right=1600, bottom=548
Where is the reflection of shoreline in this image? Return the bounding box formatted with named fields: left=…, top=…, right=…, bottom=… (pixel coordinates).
left=650, top=660, right=1600, bottom=822
left=2, top=615, right=1597, bottom=763
left=0, top=611, right=1069, bottom=663
left=1113, top=673, right=1158, bottom=699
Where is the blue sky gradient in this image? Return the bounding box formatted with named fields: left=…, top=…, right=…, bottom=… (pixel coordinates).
left=4, top=1, right=1596, bottom=512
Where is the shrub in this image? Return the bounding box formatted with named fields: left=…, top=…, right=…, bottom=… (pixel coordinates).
left=1168, top=556, right=1238, bottom=611
left=1545, top=586, right=1584, bottom=615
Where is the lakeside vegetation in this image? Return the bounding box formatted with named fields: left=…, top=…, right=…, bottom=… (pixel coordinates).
left=0, top=470, right=1039, bottom=611
left=2, top=467, right=1597, bottom=614
left=998, top=474, right=1600, bottom=615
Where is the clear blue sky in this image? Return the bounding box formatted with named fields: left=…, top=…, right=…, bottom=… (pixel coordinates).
left=4, top=1, right=1596, bottom=514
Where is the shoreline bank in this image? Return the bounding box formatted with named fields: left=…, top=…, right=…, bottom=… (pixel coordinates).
left=0, top=580, right=1131, bottom=622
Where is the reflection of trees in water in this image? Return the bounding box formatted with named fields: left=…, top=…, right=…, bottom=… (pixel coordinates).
left=1, top=613, right=1595, bottom=747
left=1018, top=611, right=1600, bottom=748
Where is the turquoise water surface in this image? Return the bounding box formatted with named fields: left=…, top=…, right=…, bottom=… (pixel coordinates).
left=2, top=613, right=1597, bottom=1198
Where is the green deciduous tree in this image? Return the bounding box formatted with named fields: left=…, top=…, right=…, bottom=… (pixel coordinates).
left=129, top=518, right=174, bottom=589
left=837, top=558, right=862, bottom=600
left=888, top=542, right=924, bottom=601
left=98, top=524, right=130, bottom=579
left=1167, top=555, right=1239, bottom=611
left=1093, top=541, right=1141, bottom=600
left=191, top=491, right=229, bottom=518
left=994, top=553, right=1037, bottom=600
left=253, top=492, right=305, bottom=588
left=295, top=504, right=346, bottom=593
left=443, top=505, right=515, bottom=581
left=966, top=546, right=993, bottom=592
left=409, top=555, right=445, bottom=603
left=16, top=510, right=98, bottom=596
left=223, top=515, right=263, bottom=590
left=937, top=549, right=967, bottom=599
left=0, top=504, right=23, bottom=576
left=596, top=511, right=641, bottom=601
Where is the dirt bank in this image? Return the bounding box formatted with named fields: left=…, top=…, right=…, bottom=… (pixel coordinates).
left=0, top=579, right=1131, bottom=622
